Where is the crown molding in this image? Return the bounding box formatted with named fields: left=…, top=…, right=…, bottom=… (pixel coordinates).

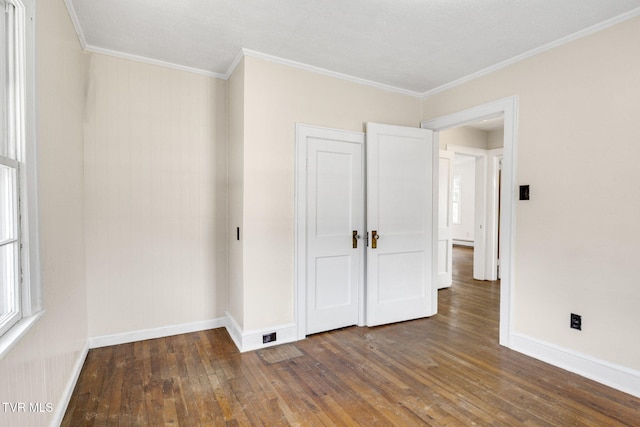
left=224, top=48, right=246, bottom=79
left=63, top=0, right=87, bottom=49
left=239, top=49, right=422, bottom=97
left=63, top=0, right=225, bottom=79
left=422, top=6, right=640, bottom=98
left=63, top=1, right=640, bottom=97
left=84, top=44, right=226, bottom=79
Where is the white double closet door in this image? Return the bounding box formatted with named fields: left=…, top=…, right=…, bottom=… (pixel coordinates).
left=299, top=123, right=437, bottom=336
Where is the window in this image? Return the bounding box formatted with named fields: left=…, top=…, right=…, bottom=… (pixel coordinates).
left=0, top=0, right=41, bottom=356
left=452, top=175, right=461, bottom=225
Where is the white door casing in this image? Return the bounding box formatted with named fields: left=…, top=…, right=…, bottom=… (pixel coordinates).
left=421, top=96, right=518, bottom=347
left=486, top=148, right=504, bottom=281
left=366, top=123, right=438, bottom=327
left=295, top=124, right=365, bottom=338
left=438, top=150, right=454, bottom=289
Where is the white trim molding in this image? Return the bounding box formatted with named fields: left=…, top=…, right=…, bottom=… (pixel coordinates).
left=224, top=49, right=246, bottom=79
left=239, top=49, right=421, bottom=97
left=50, top=343, right=89, bottom=427
left=62, top=1, right=640, bottom=99
left=62, top=0, right=87, bottom=49
left=511, top=333, right=640, bottom=399
left=0, top=311, right=44, bottom=359
left=422, top=96, right=519, bottom=348
left=83, top=45, right=225, bottom=79
left=88, top=317, right=228, bottom=349
left=88, top=312, right=299, bottom=354
left=61, top=0, right=224, bottom=79
left=226, top=312, right=297, bottom=353
left=225, top=312, right=243, bottom=351
left=421, top=7, right=640, bottom=98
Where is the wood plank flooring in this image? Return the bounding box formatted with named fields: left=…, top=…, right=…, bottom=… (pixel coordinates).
left=62, top=247, right=640, bottom=426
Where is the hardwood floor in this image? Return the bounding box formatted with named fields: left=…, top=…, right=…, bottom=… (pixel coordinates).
left=62, top=247, right=640, bottom=426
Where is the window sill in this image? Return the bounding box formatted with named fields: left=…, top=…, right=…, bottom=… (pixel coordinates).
left=0, top=310, right=45, bottom=360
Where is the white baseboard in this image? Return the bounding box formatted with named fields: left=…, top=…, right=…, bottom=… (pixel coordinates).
left=56, top=316, right=298, bottom=425
left=50, top=342, right=89, bottom=427
left=225, top=312, right=243, bottom=351
left=239, top=323, right=297, bottom=352
left=453, top=239, right=474, bottom=247
left=88, top=314, right=298, bottom=353
left=510, top=333, right=640, bottom=398
left=225, top=312, right=297, bottom=352
left=88, top=317, right=228, bottom=349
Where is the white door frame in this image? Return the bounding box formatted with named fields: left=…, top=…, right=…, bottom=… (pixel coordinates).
left=487, top=148, right=504, bottom=281
left=294, top=124, right=366, bottom=341
left=422, top=96, right=518, bottom=347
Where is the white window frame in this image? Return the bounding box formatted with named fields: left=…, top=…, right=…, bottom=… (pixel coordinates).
left=0, top=0, right=42, bottom=359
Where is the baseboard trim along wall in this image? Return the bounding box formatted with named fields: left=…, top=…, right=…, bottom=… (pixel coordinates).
left=225, top=312, right=297, bottom=352
left=88, top=318, right=228, bottom=349
left=238, top=323, right=297, bottom=352
left=50, top=343, right=89, bottom=427
left=73, top=321, right=640, bottom=419
left=89, top=315, right=298, bottom=353
left=452, top=239, right=474, bottom=247
left=510, top=333, right=640, bottom=399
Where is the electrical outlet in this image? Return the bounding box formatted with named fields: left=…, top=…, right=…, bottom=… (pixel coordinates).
left=263, top=332, right=276, bottom=344
left=570, top=313, right=582, bottom=330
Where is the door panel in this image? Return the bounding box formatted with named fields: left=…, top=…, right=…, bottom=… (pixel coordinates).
left=315, top=151, right=353, bottom=237
left=366, top=123, right=436, bottom=327
left=376, top=138, right=427, bottom=233
left=438, top=151, right=454, bottom=288
left=306, top=133, right=363, bottom=335
left=377, top=251, right=425, bottom=301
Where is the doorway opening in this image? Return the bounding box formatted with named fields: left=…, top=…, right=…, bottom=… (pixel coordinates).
left=440, top=116, right=504, bottom=282
left=422, top=96, right=517, bottom=347
left=436, top=117, right=504, bottom=342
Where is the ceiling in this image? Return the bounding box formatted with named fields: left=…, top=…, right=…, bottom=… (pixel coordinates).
left=66, top=0, right=640, bottom=95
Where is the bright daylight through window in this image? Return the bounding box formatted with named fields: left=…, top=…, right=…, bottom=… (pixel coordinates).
left=0, top=0, right=40, bottom=354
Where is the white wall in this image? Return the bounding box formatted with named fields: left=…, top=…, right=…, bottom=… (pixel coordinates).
left=237, top=56, right=422, bottom=331
left=488, top=129, right=504, bottom=149
left=0, top=1, right=88, bottom=425
left=439, top=126, right=488, bottom=150
left=227, top=59, right=245, bottom=329
left=423, top=14, right=640, bottom=371
left=5, top=6, right=638, bottom=422
left=452, top=155, right=476, bottom=243
left=84, top=54, right=228, bottom=338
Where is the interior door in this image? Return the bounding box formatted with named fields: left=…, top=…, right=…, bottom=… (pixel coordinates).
left=305, top=128, right=364, bottom=335
left=366, top=123, right=437, bottom=326
left=438, top=150, right=454, bottom=289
